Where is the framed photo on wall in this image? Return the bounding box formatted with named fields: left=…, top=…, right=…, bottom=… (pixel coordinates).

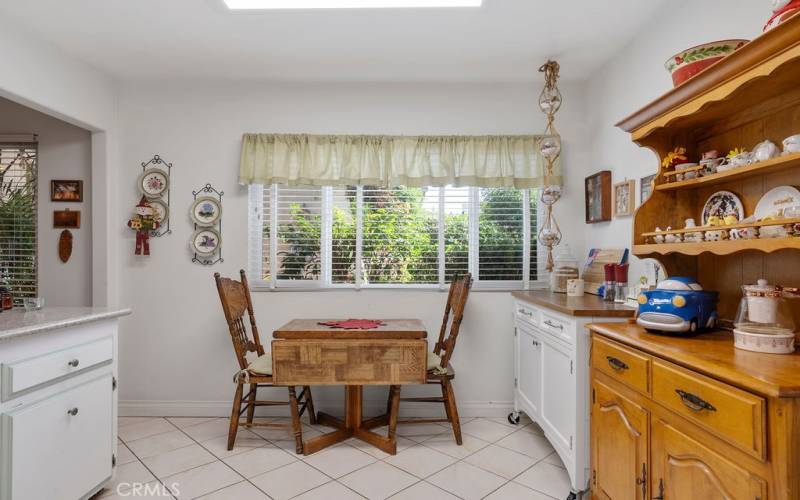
left=51, top=180, right=83, bottom=202
left=640, top=174, right=656, bottom=205
left=613, top=179, right=635, bottom=217
left=585, top=170, right=611, bottom=223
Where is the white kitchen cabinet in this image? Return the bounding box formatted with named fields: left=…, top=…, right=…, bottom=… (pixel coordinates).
left=0, top=308, right=129, bottom=500
left=511, top=292, right=633, bottom=500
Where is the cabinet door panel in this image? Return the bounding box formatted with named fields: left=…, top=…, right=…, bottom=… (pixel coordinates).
left=517, top=327, right=542, bottom=416
left=591, top=379, right=648, bottom=500
left=541, top=339, right=574, bottom=453
left=1, top=374, right=113, bottom=500
left=651, top=419, right=766, bottom=500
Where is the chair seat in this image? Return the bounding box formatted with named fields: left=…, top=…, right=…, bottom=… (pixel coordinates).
left=247, top=353, right=273, bottom=376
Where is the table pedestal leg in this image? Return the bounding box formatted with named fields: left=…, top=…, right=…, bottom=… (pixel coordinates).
left=303, top=385, right=400, bottom=456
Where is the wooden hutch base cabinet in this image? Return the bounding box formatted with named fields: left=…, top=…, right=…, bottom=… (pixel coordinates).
left=590, top=17, right=800, bottom=500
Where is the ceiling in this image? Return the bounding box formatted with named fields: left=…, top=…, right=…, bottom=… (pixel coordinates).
left=0, top=0, right=669, bottom=82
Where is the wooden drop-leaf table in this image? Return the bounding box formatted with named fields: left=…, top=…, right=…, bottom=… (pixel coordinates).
left=272, top=319, right=428, bottom=455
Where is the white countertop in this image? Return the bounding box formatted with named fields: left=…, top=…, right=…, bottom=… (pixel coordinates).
left=0, top=307, right=131, bottom=342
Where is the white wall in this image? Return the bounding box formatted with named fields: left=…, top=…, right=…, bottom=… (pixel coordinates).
left=0, top=97, right=93, bottom=306
left=116, top=81, right=590, bottom=416
left=582, top=0, right=768, bottom=283
left=0, top=20, right=119, bottom=307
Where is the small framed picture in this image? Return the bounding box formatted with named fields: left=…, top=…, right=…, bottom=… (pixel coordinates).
left=640, top=174, right=656, bottom=204
left=53, top=209, right=81, bottom=229
left=613, top=179, right=635, bottom=217
left=585, top=170, right=611, bottom=224
left=50, top=180, right=83, bottom=202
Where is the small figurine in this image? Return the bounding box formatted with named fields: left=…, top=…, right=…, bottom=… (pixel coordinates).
left=664, top=227, right=683, bottom=244
left=654, top=227, right=665, bottom=244
left=729, top=215, right=757, bottom=240
left=127, top=196, right=161, bottom=256
left=683, top=218, right=704, bottom=242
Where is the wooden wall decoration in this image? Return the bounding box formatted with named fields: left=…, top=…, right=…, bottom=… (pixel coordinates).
left=58, top=230, right=73, bottom=263
left=585, top=170, right=612, bottom=223
left=53, top=209, right=80, bottom=229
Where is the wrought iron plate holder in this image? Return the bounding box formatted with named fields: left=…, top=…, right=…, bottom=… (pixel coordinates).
left=191, top=183, right=224, bottom=266
left=141, top=154, right=172, bottom=237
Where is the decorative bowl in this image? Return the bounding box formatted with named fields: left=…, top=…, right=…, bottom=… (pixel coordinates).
left=665, top=40, right=748, bottom=87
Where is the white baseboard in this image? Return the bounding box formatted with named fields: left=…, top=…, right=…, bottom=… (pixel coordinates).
left=120, top=399, right=513, bottom=418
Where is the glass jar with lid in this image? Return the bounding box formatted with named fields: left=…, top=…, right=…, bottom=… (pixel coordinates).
left=549, top=245, right=579, bottom=293
left=733, top=279, right=799, bottom=354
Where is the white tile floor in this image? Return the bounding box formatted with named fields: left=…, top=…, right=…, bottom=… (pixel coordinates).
left=100, top=415, right=571, bottom=499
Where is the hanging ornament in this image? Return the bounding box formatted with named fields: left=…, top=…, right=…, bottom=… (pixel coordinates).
left=537, top=60, right=564, bottom=272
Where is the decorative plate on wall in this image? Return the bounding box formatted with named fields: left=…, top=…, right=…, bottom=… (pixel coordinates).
left=138, top=168, right=169, bottom=199
left=702, top=190, right=744, bottom=225
left=754, top=186, right=800, bottom=219
left=190, top=196, right=222, bottom=227
left=191, top=228, right=221, bottom=257
left=150, top=199, right=170, bottom=225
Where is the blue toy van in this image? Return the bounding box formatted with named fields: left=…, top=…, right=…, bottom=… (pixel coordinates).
left=636, top=277, right=718, bottom=333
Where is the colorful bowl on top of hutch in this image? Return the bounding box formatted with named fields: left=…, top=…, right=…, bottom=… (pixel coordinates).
left=665, top=39, right=748, bottom=87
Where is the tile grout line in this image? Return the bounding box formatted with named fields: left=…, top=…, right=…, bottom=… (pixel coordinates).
left=114, top=418, right=183, bottom=499
left=115, top=417, right=567, bottom=500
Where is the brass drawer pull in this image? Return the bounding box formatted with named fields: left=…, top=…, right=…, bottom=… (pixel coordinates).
left=543, top=320, right=563, bottom=330
left=675, top=389, right=716, bottom=413
left=606, top=356, right=629, bottom=371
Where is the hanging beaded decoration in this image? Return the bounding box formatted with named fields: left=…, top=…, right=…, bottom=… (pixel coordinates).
left=537, top=60, right=563, bottom=272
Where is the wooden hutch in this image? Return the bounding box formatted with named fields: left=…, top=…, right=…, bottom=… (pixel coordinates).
left=589, top=17, right=800, bottom=500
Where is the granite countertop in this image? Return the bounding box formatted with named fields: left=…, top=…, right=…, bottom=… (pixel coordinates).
left=512, top=289, right=636, bottom=318
left=0, top=307, right=132, bottom=342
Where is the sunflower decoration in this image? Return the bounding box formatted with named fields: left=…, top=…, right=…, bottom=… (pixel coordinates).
left=661, top=147, right=688, bottom=169
left=727, top=147, right=746, bottom=159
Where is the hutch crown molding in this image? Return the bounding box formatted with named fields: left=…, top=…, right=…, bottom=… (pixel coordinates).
left=591, top=16, right=800, bottom=500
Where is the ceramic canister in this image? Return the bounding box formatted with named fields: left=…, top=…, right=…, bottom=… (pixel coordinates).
left=744, top=280, right=780, bottom=324
left=567, top=279, right=585, bottom=297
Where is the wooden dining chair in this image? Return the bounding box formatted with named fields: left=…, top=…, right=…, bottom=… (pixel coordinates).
left=214, top=270, right=316, bottom=454
left=393, top=273, right=472, bottom=444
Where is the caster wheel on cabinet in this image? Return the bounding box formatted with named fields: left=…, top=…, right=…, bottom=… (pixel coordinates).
left=507, top=412, right=521, bottom=425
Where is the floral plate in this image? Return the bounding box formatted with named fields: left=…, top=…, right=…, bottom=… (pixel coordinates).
left=138, top=168, right=169, bottom=199
left=190, top=196, right=222, bottom=227
left=191, top=228, right=221, bottom=257
left=702, top=191, right=744, bottom=226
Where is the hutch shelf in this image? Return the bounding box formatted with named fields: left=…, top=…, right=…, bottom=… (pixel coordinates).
left=589, top=16, right=800, bottom=500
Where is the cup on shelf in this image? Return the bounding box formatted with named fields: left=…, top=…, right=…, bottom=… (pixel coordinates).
left=783, top=135, right=800, bottom=154
left=23, top=297, right=44, bottom=311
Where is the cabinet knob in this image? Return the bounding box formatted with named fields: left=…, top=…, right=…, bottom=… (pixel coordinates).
left=68, top=359, right=80, bottom=368
left=67, top=407, right=79, bottom=417
left=532, top=339, right=539, bottom=347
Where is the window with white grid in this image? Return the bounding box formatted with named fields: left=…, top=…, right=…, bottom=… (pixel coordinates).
left=0, top=144, right=37, bottom=304
left=249, top=185, right=541, bottom=289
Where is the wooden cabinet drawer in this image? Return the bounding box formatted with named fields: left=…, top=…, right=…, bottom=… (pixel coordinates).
left=1, top=336, right=113, bottom=401
left=652, top=359, right=766, bottom=460
left=592, top=336, right=650, bottom=395
left=0, top=374, right=114, bottom=500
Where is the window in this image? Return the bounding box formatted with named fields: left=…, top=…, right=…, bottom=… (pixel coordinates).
left=249, top=184, right=540, bottom=289
left=0, top=144, right=37, bottom=304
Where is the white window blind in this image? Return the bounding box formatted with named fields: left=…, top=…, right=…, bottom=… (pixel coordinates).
left=0, top=144, right=37, bottom=304
left=249, top=184, right=540, bottom=289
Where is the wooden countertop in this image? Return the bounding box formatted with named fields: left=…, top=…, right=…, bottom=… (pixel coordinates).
left=589, top=322, right=800, bottom=398
left=512, top=290, right=636, bottom=318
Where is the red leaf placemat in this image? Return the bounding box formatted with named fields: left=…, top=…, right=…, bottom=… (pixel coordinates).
left=318, top=319, right=386, bottom=330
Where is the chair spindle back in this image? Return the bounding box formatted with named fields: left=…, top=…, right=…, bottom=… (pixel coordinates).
left=433, top=273, right=472, bottom=369
left=214, top=270, right=265, bottom=370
